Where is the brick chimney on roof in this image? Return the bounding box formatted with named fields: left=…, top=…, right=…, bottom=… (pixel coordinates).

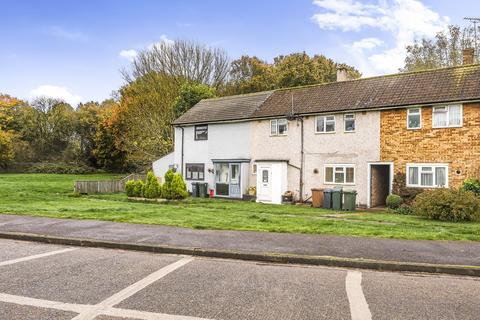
left=463, top=48, right=475, bottom=65
left=336, top=67, right=352, bottom=82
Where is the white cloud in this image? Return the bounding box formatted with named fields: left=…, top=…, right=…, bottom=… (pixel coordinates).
left=43, top=26, right=88, bottom=42
left=119, top=49, right=138, bottom=61
left=29, top=85, right=82, bottom=106
left=149, top=34, right=175, bottom=50
left=312, top=0, right=449, bottom=75
left=351, top=37, right=383, bottom=50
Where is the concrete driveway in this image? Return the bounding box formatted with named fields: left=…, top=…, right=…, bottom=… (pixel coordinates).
left=1, top=239, right=479, bottom=320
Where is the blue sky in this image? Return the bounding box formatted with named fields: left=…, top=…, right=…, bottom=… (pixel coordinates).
left=1, top=0, right=479, bottom=105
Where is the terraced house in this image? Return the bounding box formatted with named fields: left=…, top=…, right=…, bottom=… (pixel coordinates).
left=154, top=54, right=480, bottom=208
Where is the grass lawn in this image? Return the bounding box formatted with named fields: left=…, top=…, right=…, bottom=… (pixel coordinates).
left=0, top=173, right=479, bottom=241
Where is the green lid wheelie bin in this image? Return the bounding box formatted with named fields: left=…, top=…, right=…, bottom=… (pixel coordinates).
left=332, top=188, right=343, bottom=211
left=198, top=183, right=208, bottom=198
left=343, top=190, right=357, bottom=211
left=191, top=182, right=199, bottom=197
left=323, top=189, right=332, bottom=209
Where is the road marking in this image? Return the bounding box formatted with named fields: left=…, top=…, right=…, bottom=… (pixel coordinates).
left=0, top=248, right=78, bottom=267
left=0, top=293, right=210, bottom=320
left=346, top=271, right=372, bottom=320
left=72, top=256, right=195, bottom=320
left=0, top=292, right=89, bottom=313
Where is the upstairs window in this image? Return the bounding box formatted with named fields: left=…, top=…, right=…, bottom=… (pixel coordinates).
left=407, top=164, right=448, bottom=188
left=407, top=108, right=421, bottom=129
left=344, top=114, right=355, bottom=132
left=270, top=119, right=288, bottom=136
left=194, top=125, right=208, bottom=140
left=316, top=115, right=335, bottom=133
left=432, top=105, right=462, bottom=128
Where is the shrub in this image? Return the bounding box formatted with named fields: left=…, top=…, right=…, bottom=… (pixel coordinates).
left=125, top=180, right=136, bottom=197
left=412, top=188, right=480, bottom=222
left=143, top=171, right=161, bottom=198
left=392, top=173, right=422, bottom=204
left=27, top=163, right=99, bottom=174
left=162, top=169, right=188, bottom=200
left=386, top=194, right=403, bottom=209
left=394, top=204, right=413, bottom=215
left=132, top=180, right=145, bottom=197
left=463, top=178, right=480, bottom=196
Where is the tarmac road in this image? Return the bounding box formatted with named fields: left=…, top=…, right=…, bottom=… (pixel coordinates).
left=0, top=238, right=479, bottom=320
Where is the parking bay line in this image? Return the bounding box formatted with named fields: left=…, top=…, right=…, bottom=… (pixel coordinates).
left=0, top=292, right=210, bottom=320
left=346, top=271, right=372, bottom=320
left=72, top=256, right=196, bottom=320
left=0, top=248, right=78, bottom=267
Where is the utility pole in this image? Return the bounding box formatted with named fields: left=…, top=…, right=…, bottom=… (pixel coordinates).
left=464, top=17, right=480, bottom=54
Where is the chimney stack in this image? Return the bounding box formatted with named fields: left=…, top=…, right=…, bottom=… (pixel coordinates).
left=463, top=48, right=475, bottom=65
left=336, top=67, right=351, bottom=82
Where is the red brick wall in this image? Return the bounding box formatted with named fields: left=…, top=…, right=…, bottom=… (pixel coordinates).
left=380, top=103, right=480, bottom=188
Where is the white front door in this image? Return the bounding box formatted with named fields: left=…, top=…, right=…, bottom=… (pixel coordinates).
left=257, top=165, right=272, bottom=202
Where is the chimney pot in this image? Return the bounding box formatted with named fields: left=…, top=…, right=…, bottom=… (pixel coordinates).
left=463, top=48, right=475, bottom=65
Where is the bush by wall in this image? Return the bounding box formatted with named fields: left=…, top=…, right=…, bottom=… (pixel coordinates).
left=463, top=178, right=480, bottom=196
left=162, top=169, right=188, bottom=200
left=143, top=171, right=161, bottom=199
left=386, top=194, right=403, bottom=209
left=392, top=172, right=423, bottom=204
left=412, top=188, right=480, bottom=222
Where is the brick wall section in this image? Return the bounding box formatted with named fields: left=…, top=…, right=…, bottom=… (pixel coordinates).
left=380, top=103, right=480, bottom=188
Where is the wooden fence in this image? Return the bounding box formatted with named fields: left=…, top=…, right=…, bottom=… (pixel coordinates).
left=74, top=173, right=146, bottom=194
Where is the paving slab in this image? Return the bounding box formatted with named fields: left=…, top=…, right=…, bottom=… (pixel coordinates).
left=0, top=247, right=181, bottom=304
left=0, top=301, right=77, bottom=320
left=118, top=258, right=351, bottom=320
left=1, top=214, right=479, bottom=267
left=362, top=271, right=480, bottom=320
left=0, top=239, right=66, bottom=262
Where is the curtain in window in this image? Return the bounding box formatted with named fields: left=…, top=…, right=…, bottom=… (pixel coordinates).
left=433, top=108, right=447, bottom=127
left=408, top=167, right=418, bottom=185
left=420, top=167, right=433, bottom=186
left=448, top=105, right=461, bottom=126
left=435, top=167, right=446, bottom=187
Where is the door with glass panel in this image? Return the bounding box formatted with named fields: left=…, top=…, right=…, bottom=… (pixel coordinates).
left=215, top=163, right=230, bottom=196
left=229, top=163, right=241, bottom=198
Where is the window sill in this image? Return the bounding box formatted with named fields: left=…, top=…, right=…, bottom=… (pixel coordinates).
left=431, top=125, right=462, bottom=129
left=406, top=185, right=447, bottom=189
left=407, top=127, right=421, bottom=130
left=324, top=182, right=356, bottom=186
left=315, top=131, right=336, bottom=135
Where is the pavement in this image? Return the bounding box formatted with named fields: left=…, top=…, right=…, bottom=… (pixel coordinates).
left=1, top=238, right=480, bottom=320
left=0, top=214, right=480, bottom=276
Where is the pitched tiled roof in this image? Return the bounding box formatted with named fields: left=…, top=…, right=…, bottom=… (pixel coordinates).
left=173, top=64, right=480, bottom=125
left=253, top=64, right=480, bottom=118
left=173, top=91, right=273, bottom=125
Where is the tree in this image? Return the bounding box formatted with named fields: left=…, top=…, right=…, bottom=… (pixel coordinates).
left=117, top=72, right=181, bottom=167
left=0, top=130, right=14, bottom=168
left=403, top=24, right=480, bottom=72
left=173, top=82, right=216, bottom=118
left=123, top=39, right=230, bottom=88
left=224, top=52, right=361, bottom=95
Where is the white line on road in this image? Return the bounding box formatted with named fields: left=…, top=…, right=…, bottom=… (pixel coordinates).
left=0, top=248, right=78, bottom=267
left=346, top=271, right=372, bottom=320
left=0, top=292, right=210, bottom=320
left=72, top=256, right=195, bottom=320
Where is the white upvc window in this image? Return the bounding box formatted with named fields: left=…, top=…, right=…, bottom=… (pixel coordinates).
left=344, top=113, right=355, bottom=132
left=407, top=108, right=421, bottom=129
left=432, top=105, right=462, bottom=128
left=324, top=164, right=355, bottom=185
left=406, top=164, right=448, bottom=188
left=316, top=115, right=336, bottom=133
left=270, top=119, right=288, bottom=136
left=252, top=163, right=257, bottom=175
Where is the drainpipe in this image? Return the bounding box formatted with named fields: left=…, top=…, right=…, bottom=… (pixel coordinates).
left=299, top=117, right=304, bottom=202
left=180, top=126, right=185, bottom=177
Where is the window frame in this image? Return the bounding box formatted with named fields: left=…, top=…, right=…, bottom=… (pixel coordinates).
left=344, top=113, right=356, bottom=132
left=406, top=163, right=448, bottom=188
left=432, top=104, right=463, bottom=128
left=194, top=125, right=208, bottom=141
left=324, top=164, right=355, bottom=185
left=252, top=163, right=257, bottom=175
left=185, top=163, right=205, bottom=181
left=407, top=108, right=422, bottom=130
left=270, top=118, right=288, bottom=136
left=315, top=115, right=336, bottom=134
